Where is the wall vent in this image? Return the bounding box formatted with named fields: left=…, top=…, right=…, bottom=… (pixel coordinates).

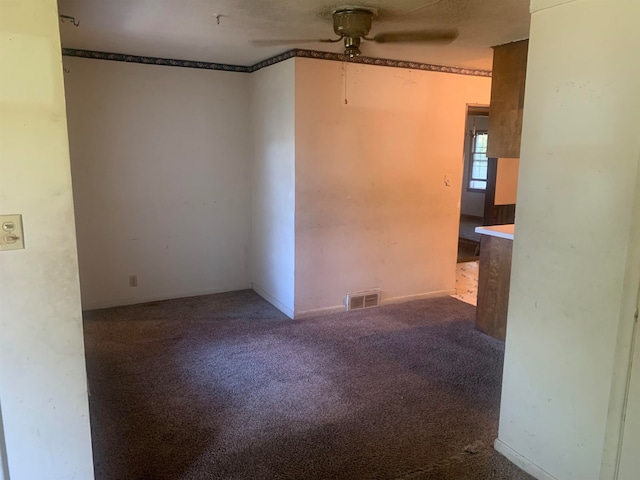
left=345, top=290, right=381, bottom=311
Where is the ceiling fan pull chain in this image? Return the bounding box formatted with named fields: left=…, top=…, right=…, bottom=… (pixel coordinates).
left=343, top=62, right=348, bottom=105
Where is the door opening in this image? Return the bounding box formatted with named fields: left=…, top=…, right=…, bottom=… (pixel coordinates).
left=452, top=105, right=489, bottom=306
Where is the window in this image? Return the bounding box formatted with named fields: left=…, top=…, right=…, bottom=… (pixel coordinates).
left=468, top=131, right=488, bottom=191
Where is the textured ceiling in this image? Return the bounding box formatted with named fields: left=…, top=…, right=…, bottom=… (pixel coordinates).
left=57, top=0, right=531, bottom=70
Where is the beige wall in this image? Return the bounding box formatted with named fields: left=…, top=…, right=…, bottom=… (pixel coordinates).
left=294, top=58, right=491, bottom=315
left=64, top=57, right=252, bottom=310
left=0, top=0, right=94, bottom=478
left=495, top=158, right=520, bottom=205
left=496, top=1, right=640, bottom=479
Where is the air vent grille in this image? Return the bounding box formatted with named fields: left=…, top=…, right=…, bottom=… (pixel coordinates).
left=364, top=294, right=379, bottom=308
left=346, top=290, right=381, bottom=311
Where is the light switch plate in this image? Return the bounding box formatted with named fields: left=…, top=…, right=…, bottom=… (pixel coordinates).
left=0, top=214, right=25, bottom=251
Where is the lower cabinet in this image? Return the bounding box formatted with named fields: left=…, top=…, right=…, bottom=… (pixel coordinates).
left=475, top=234, right=513, bottom=341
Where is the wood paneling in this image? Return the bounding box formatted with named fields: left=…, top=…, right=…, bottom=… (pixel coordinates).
left=487, top=40, right=529, bottom=159
left=489, top=204, right=516, bottom=226
left=475, top=235, right=513, bottom=341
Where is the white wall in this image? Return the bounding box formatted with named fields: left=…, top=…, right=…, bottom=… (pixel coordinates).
left=64, top=57, right=252, bottom=309
left=0, top=406, right=7, bottom=480
left=250, top=59, right=296, bottom=317
left=612, top=98, right=640, bottom=480
left=496, top=1, right=640, bottom=479
left=617, top=250, right=640, bottom=477
left=461, top=114, right=488, bottom=217
left=0, top=0, right=94, bottom=478
left=294, top=58, right=491, bottom=315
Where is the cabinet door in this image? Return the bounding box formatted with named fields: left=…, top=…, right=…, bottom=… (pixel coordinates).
left=487, top=40, right=529, bottom=159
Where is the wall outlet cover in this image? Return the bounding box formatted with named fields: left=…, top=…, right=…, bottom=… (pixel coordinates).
left=0, top=214, right=25, bottom=251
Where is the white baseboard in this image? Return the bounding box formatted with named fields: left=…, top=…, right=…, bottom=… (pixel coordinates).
left=82, top=284, right=253, bottom=311
left=251, top=283, right=294, bottom=319
left=84, top=287, right=456, bottom=318
left=293, top=289, right=456, bottom=319
left=494, top=439, right=559, bottom=480
left=294, top=305, right=346, bottom=319
left=381, top=289, right=457, bottom=306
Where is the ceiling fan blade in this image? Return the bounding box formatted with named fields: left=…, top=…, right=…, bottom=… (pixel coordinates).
left=251, top=38, right=341, bottom=47
left=371, top=29, right=458, bottom=44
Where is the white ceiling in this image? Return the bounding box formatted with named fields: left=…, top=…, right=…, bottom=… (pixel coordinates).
left=57, top=0, right=531, bottom=70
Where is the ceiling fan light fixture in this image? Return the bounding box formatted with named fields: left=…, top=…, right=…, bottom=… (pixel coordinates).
left=343, top=36, right=362, bottom=58
left=345, top=46, right=361, bottom=58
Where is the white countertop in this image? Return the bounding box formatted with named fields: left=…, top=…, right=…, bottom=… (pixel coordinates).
left=475, top=224, right=515, bottom=240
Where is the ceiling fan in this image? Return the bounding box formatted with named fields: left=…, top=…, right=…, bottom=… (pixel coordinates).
left=251, top=6, right=458, bottom=58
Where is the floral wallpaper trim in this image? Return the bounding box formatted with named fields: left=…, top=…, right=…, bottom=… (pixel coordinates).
left=62, top=48, right=492, bottom=77
left=61, top=48, right=251, bottom=72
left=291, top=49, right=492, bottom=77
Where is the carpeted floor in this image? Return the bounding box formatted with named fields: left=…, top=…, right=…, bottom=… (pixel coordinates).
left=84, top=290, right=532, bottom=480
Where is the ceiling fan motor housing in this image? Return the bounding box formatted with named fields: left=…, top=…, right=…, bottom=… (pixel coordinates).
left=333, top=8, right=374, bottom=37
left=333, top=7, right=374, bottom=57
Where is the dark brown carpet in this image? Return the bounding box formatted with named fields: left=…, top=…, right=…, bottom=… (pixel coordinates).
left=84, top=290, right=532, bottom=480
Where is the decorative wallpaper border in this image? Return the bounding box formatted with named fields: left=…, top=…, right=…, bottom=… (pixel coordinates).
left=61, top=48, right=251, bottom=72
left=62, top=48, right=491, bottom=77
left=292, top=49, right=491, bottom=77
left=247, top=50, right=297, bottom=73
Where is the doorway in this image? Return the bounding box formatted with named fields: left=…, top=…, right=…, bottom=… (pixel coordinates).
left=453, top=105, right=489, bottom=305
left=458, top=105, right=489, bottom=262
